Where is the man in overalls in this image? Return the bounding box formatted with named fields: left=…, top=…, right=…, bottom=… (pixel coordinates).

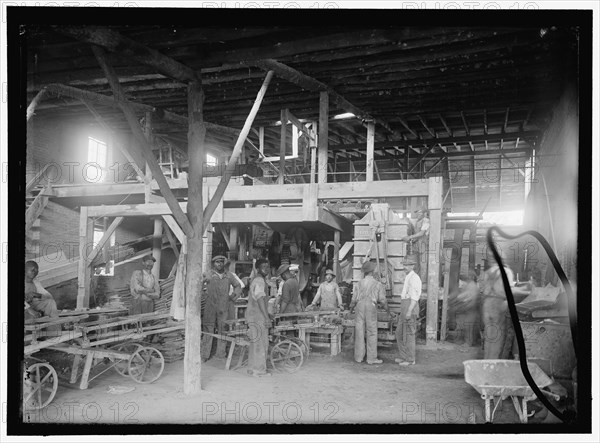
left=349, top=261, right=393, bottom=365
left=308, top=269, right=344, bottom=310
left=246, top=258, right=272, bottom=377
left=202, top=255, right=242, bottom=361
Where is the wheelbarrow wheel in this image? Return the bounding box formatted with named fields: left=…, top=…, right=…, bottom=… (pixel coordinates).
left=270, top=340, right=304, bottom=373
left=23, top=363, right=58, bottom=410
left=128, top=347, right=164, bottom=384
left=110, top=343, right=143, bottom=377
left=286, top=336, right=309, bottom=358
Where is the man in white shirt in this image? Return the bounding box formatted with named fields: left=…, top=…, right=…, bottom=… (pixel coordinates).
left=395, top=256, right=422, bottom=366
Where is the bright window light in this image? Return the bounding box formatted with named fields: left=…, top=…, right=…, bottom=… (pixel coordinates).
left=206, top=153, right=217, bottom=167
left=332, top=112, right=356, bottom=120
left=448, top=210, right=524, bottom=226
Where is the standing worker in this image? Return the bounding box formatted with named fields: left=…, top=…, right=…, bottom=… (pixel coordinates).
left=246, top=258, right=272, bottom=377
left=480, top=250, right=526, bottom=359
left=202, top=255, right=242, bottom=361
left=308, top=269, right=344, bottom=311
left=129, top=254, right=160, bottom=315
left=395, top=256, right=422, bottom=366
left=278, top=264, right=303, bottom=314
left=349, top=261, right=394, bottom=365
left=401, top=208, right=430, bottom=284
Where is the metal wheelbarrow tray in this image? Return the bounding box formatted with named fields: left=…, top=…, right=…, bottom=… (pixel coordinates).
left=463, top=359, right=560, bottom=423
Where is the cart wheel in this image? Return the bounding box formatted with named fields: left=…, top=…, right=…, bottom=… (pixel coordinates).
left=270, top=340, right=304, bottom=373
left=110, top=343, right=143, bottom=376
left=23, top=363, right=58, bottom=410
left=128, top=347, right=164, bottom=384
left=286, top=336, right=309, bottom=358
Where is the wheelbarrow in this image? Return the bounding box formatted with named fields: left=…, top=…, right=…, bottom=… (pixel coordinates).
left=463, top=359, right=560, bottom=423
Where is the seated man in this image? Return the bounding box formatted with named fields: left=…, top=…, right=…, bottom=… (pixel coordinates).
left=25, top=260, right=59, bottom=320
left=308, top=269, right=344, bottom=311
left=25, top=260, right=61, bottom=337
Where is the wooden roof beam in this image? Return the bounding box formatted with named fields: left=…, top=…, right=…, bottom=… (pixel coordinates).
left=246, top=59, right=400, bottom=137
left=52, top=26, right=199, bottom=83
left=32, top=83, right=242, bottom=138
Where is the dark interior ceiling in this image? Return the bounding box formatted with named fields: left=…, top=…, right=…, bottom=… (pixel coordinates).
left=22, top=14, right=580, bottom=212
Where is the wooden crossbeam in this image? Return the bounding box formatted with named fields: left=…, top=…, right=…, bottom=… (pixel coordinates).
left=54, top=26, right=199, bottom=83
left=247, top=59, right=399, bottom=136
left=329, top=131, right=539, bottom=151
left=86, top=216, right=123, bottom=265
left=92, top=46, right=194, bottom=238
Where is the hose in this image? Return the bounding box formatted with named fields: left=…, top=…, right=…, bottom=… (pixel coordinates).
left=486, top=226, right=577, bottom=424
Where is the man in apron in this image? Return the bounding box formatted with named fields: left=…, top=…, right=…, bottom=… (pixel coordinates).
left=308, top=269, right=344, bottom=310
left=349, top=261, right=394, bottom=364
left=129, top=254, right=160, bottom=315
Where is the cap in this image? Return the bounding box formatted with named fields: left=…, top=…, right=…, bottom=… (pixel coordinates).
left=361, top=261, right=376, bottom=274
left=211, top=255, right=228, bottom=263
left=289, top=264, right=299, bottom=272
left=255, top=258, right=269, bottom=268
left=276, top=264, right=290, bottom=276
left=142, top=254, right=156, bottom=262
left=325, top=269, right=336, bottom=277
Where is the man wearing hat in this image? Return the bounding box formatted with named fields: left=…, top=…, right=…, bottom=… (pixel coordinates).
left=129, top=254, right=160, bottom=315
left=349, top=260, right=393, bottom=364
left=309, top=269, right=344, bottom=311
left=395, top=256, right=421, bottom=366
left=480, top=249, right=525, bottom=359
left=202, top=255, right=242, bottom=361
left=401, top=208, right=430, bottom=284
left=278, top=263, right=302, bottom=314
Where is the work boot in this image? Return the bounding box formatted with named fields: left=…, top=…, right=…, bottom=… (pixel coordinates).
left=398, top=360, right=415, bottom=366
left=367, top=359, right=383, bottom=364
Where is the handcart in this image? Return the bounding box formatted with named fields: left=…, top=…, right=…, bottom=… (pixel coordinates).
left=23, top=313, right=185, bottom=410
left=463, top=359, right=561, bottom=423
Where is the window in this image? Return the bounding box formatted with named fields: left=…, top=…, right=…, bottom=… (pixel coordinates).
left=206, top=153, right=217, bottom=167
left=87, top=137, right=108, bottom=182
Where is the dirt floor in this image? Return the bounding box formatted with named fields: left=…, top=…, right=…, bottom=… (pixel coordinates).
left=23, top=339, right=572, bottom=426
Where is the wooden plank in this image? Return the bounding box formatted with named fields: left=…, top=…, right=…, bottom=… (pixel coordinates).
left=86, top=217, right=123, bottom=265
left=152, top=218, right=163, bottom=282
left=302, top=184, right=318, bottom=221
left=318, top=180, right=429, bottom=200
left=366, top=121, right=375, bottom=182
left=163, top=222, right=180, bottom=260
left=162, top=214, right=185, bottom=243
left=318, top=91, right=329, bottom=184
left=50, top=183, right=146, bottom=198
left=310, top=122, right=317, bottom=184
left=202, top=71, right=274, bottom=231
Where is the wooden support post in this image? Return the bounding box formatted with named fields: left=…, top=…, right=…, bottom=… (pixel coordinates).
left=469, top=227, right=477, bottom=273
left=152, top=218, right=163, bottom=282
left=440, top=272, right=450, bottom=341
left=449, top=228, right=464, bottom=294
left=318, top=91, right=329, bottom=184
left=426, top=177, right=443, bottom=345
left=203, top=224, right=213, bottom=275
left=279, top=109, right=288, bottom=185
left=202, top=71, right=274, bottom=230
left=184, top=79, right=206, bottom=395
left=333, top=230, right=341, bottom=282
left=77, top=207, right=93, bottom=309
left=310, top=123, right=317, bottom=184
left=144, top=112, right=153, bottom=203
left=366, top=121, right=375, bottom=182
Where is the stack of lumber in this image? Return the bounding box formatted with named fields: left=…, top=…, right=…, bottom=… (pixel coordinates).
left=153, top=330, right=185, bottom=363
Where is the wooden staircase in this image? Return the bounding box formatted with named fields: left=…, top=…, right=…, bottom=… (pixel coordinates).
left=26, top=164, right=52, bottom=252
